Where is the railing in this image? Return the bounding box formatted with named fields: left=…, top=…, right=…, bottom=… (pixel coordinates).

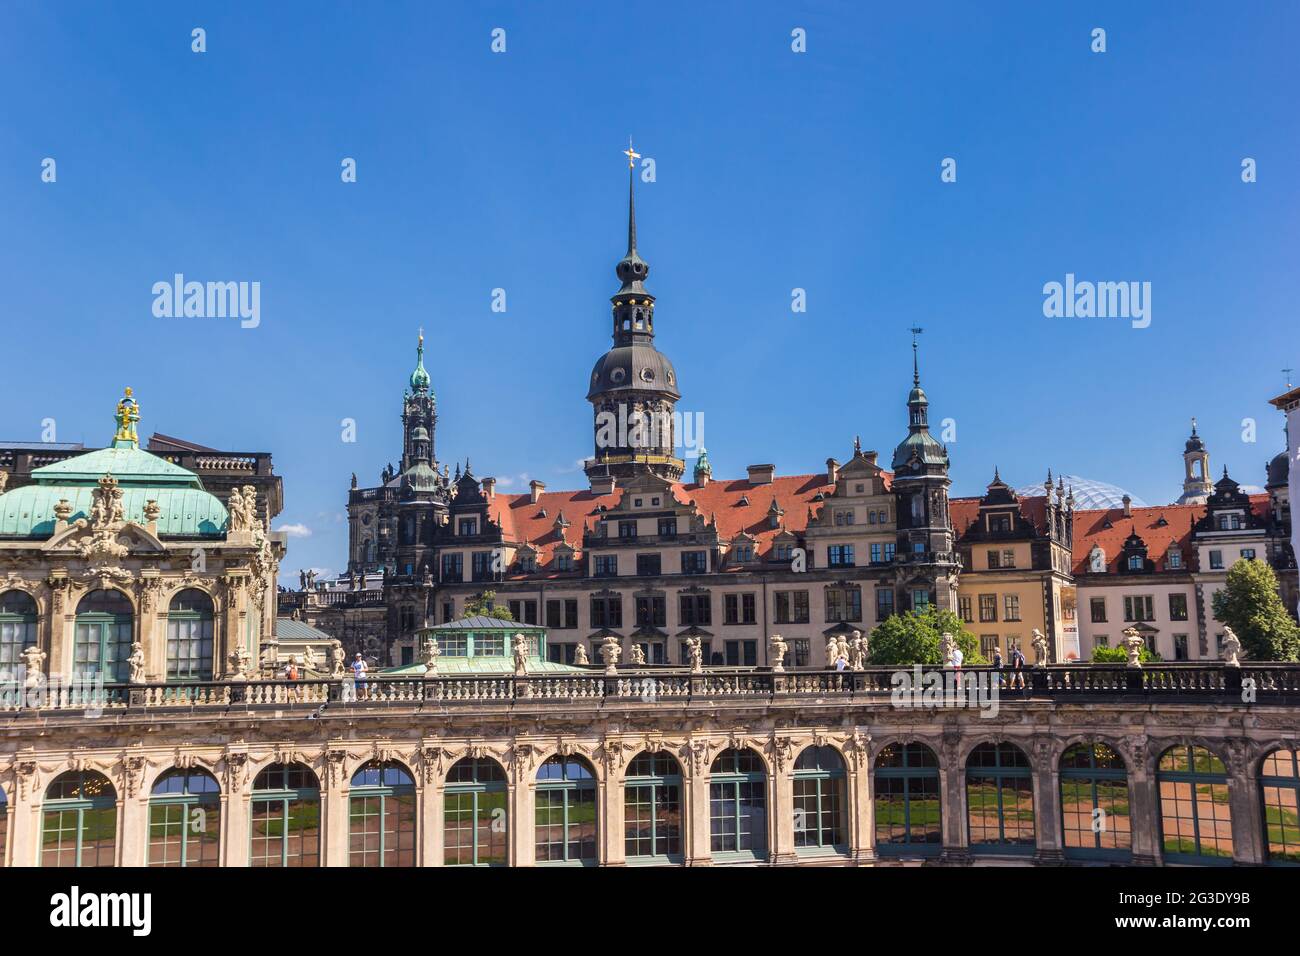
left=3, top=663, right=1299, bottom=715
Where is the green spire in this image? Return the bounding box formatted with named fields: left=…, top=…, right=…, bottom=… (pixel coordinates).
left=694, top=446, right=712, bottom=482
left=409, top=329, right=431, bottom=393
left=112, top=387, right=140, bottom=449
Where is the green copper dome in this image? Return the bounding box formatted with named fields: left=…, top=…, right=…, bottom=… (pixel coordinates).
left=0, top=388, right=228, bottom=539
left=410, top=333, right=431, bottom=393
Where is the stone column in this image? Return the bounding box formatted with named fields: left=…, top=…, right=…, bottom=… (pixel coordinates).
left=1124, top=739, right=1160, bottom=866
left=1032, top=743, right=1064, bottom=864
left=421, top=768, right=443, bottom=867
left=511, top=748, right=536, bottom=867
left=11, top=763, right=41, bottom=867
left=939, top=738, right=970, bottom=863
left=118, top=790, right=145, bottom=866
left=220, top=576, right=248, bottom=677
left=685, top=746, right=713, bottom=866
left=770, top=758, right=797, bottom=864
left=223, top=789, right=251, bottom=867
left=603, top=767, right=626, bottom=866
left=848, top=756, right=877, bottom=864
left=1227, top=748, right=1265, bottom=865
left=321, top=750, right=349, bottom=867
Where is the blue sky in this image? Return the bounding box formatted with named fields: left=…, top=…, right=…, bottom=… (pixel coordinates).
left=1, top=1, right=1296, bottom=576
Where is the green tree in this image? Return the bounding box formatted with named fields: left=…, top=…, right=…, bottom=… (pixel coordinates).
left=1211, top=559, right=1300, bottom=661
left=868, top=606, right=987, bottom=666
left=461, top=590, right=514, bottom=621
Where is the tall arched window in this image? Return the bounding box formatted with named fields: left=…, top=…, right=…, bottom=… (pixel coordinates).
left=966, top=742, right=1035, bottom=854
left=74, top=589, right=133, bottom=683
left=1060, top=743, right=1131, bottom=861
left=535, top=755, right=597, bottom=865
left=0, top=591, right=37, bottom=674
left=624, top=751, right=683, bottom=863
left=875, top=742, right=942, bottom=856
left=1158, top=745, right=1232, bottom=863
left=349, top=761, right=416, bottom=867
left=709, top=748, right=767, bottom=860
left=148, top=768, right=221, bottom=867
left=252, top=763, right=320, bottom=867
left=793, top=745, right=847, bottom=853
left=444, top=757, right=508, bottom=867
left=1260, top=747, right=1300, bottom=865
left=42, top=770, right=117, bottom=867
left=167, top=589, right=214, bottom=681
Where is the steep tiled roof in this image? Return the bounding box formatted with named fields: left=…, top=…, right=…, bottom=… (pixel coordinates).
left=950, top=493, right=1051, bottom=538
left=485, top=473, right=839, bottom=572
left=1071, top=503, right=1201, bottom=575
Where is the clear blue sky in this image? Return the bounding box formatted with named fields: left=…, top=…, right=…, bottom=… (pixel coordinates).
left=1, top=1, right=1296, bottom=576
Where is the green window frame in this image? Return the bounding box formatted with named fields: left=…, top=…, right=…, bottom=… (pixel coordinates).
left=444, top=757, right=508, bottom=867
left=349, top=761, right=417, bottom=867
left=166, top=589, right=214, bottom=681
left=41, top=770, right=117, bottom=867
left=0, top=590, right=37, bottom=674
left=793, top=745, right=848, bottom=854
left=1059, top=743, right=1131, bottom=861
left=1260, top=747, right=1300, bottom=866
left=874, top=742, right=942, bottom=856
left=148, top=768, right=221, bottom=867
left=251, top=763, right=320, bottom=867
left=1157, top=745, right=1233, bottom=864
left=73, top=589, right=133, bottom=683
left=965, top=742, right=1035, bottom=855
left=535, top=755, right=598, bottom=865
left=624, top=751, right=683, bottom=864
left=709, top=748, right=768, bottom=860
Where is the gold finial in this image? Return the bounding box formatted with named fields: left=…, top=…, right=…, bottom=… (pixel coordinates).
left=418, top=326, right=424, bottom=347
left=623, top=137, right=641, bottom=169
left=114, top=387, right=140, bottom=445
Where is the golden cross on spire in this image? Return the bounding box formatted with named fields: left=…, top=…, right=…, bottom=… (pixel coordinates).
left=623, top=137, right=641, bottom=169
left=418, top=325, right=424, bottom=346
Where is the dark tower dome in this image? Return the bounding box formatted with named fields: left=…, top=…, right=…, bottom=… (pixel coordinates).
left=1267, top=449, right=1289, bottom=489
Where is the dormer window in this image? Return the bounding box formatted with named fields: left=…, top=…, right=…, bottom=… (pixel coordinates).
left=734, top=545, right=754, bottom=563
left=1127, top=554, right=1143, bottom=571
left=458, top=518, right=478, bottom=536
left=1167, top=548, right=1182, bottom=569
left=1089, top=547, right=1106, bottom=573
left=554, top=553, right=573, bottom=572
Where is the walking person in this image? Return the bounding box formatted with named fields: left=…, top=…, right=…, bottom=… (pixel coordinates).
left=352, top=652, right=369, bottom=701
left=992, top=646, right=1004, bottom=689
left=1009, top=644, right=1025, bottom=690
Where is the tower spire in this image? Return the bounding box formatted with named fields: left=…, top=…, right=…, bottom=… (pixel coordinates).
left=624, top=137, right=641, bottom=256
left=910, top=327, right=924, bottom=386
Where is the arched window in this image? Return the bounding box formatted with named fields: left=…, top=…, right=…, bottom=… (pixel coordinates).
left=624, top=751, right=682, bottom=863
left=793, top=745, right=847, bottom=853
left=1260, top=747, right=1300, bottom=865
left=252, top=763, right=320, bottom=867
left=148, top=768, right=221, bottom=867
left=349, top=761, right=416, bottom=867
left=1060, top=743, right=1131, bottom=861
left=74, top=589, right=133, bottom=683
left=709, top=748, right=767, bottom=860
left=42, top=770, right=117, bottom=867
left=535, top=755, right=597, bottom=865
left=0, top=591, right=37, bottom=674
left=167, top=589, right=214, bottom=681
left=1158, top=745, right=1233, bottom=864
left=444, top=757, right=508, bottom=867
left=875, top=742, right=942, bottom=856
left=966, top=742, right=1035, bottom=854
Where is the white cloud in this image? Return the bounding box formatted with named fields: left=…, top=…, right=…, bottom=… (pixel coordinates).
left=275, top=522, right=313, bottom=538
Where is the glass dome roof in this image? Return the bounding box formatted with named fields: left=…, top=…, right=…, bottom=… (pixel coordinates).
left=1014, top=475, right=1148, bottom=511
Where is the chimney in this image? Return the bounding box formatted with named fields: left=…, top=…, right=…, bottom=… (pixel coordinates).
left=590, top=475, right=616, bottom=496
left=826, top=458, right=840, bottom=483
left=1122, top=494, right=1132, bottom=518
left=481, top=477, right=496, bottom=499
left=530, top=479, right=546, bottom=504
left=747, top=463, right=776, bottom=485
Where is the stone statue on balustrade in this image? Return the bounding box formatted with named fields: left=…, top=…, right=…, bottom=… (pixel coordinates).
left=1220, top=627, right=1242, bottom=668
left=685, top=637, right=703, bottom=674
left=513, top=634, right=530, bottom=676
left=1121, top=627, right=1145, bottom=668
left=330, top=640, right=346, bottom=678
left=940, top=632, right=956, bottom=667
left=849, top=630, right=867, bottom=671
left=600, top=636, right=621, bottom=675
left=574, top=643, right=590, bottom=666
left=128, top=641, right=146, bottom=684
left=1031, top=629, right=1049, bottom=668
left=769, top=633, right=788, bottom=673
left=629, top=644, right=646, bottom=666
left=21, top=645, right=46, bottom=689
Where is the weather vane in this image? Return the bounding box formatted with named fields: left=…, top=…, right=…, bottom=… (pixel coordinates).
left=1285, top=367, right=1294, bottom=388
left=623, top=137, right=641, bottom=169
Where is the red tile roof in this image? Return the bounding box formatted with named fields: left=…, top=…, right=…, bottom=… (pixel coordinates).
left=1071, top=503, right=1201, bottom=575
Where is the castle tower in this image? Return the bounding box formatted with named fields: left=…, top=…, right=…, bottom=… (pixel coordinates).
left=585, top=142, right=684, bottom=484
left=1177, top=417, right=1212, bottom=505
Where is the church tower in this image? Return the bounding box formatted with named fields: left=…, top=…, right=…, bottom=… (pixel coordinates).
left=402, top=331, right=437, bottom=475
left=1177, top=417, right=1212, bottom=505
left=889, top=334, right=959, bottom=612
left=585, top=142, right=684, bottom=484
